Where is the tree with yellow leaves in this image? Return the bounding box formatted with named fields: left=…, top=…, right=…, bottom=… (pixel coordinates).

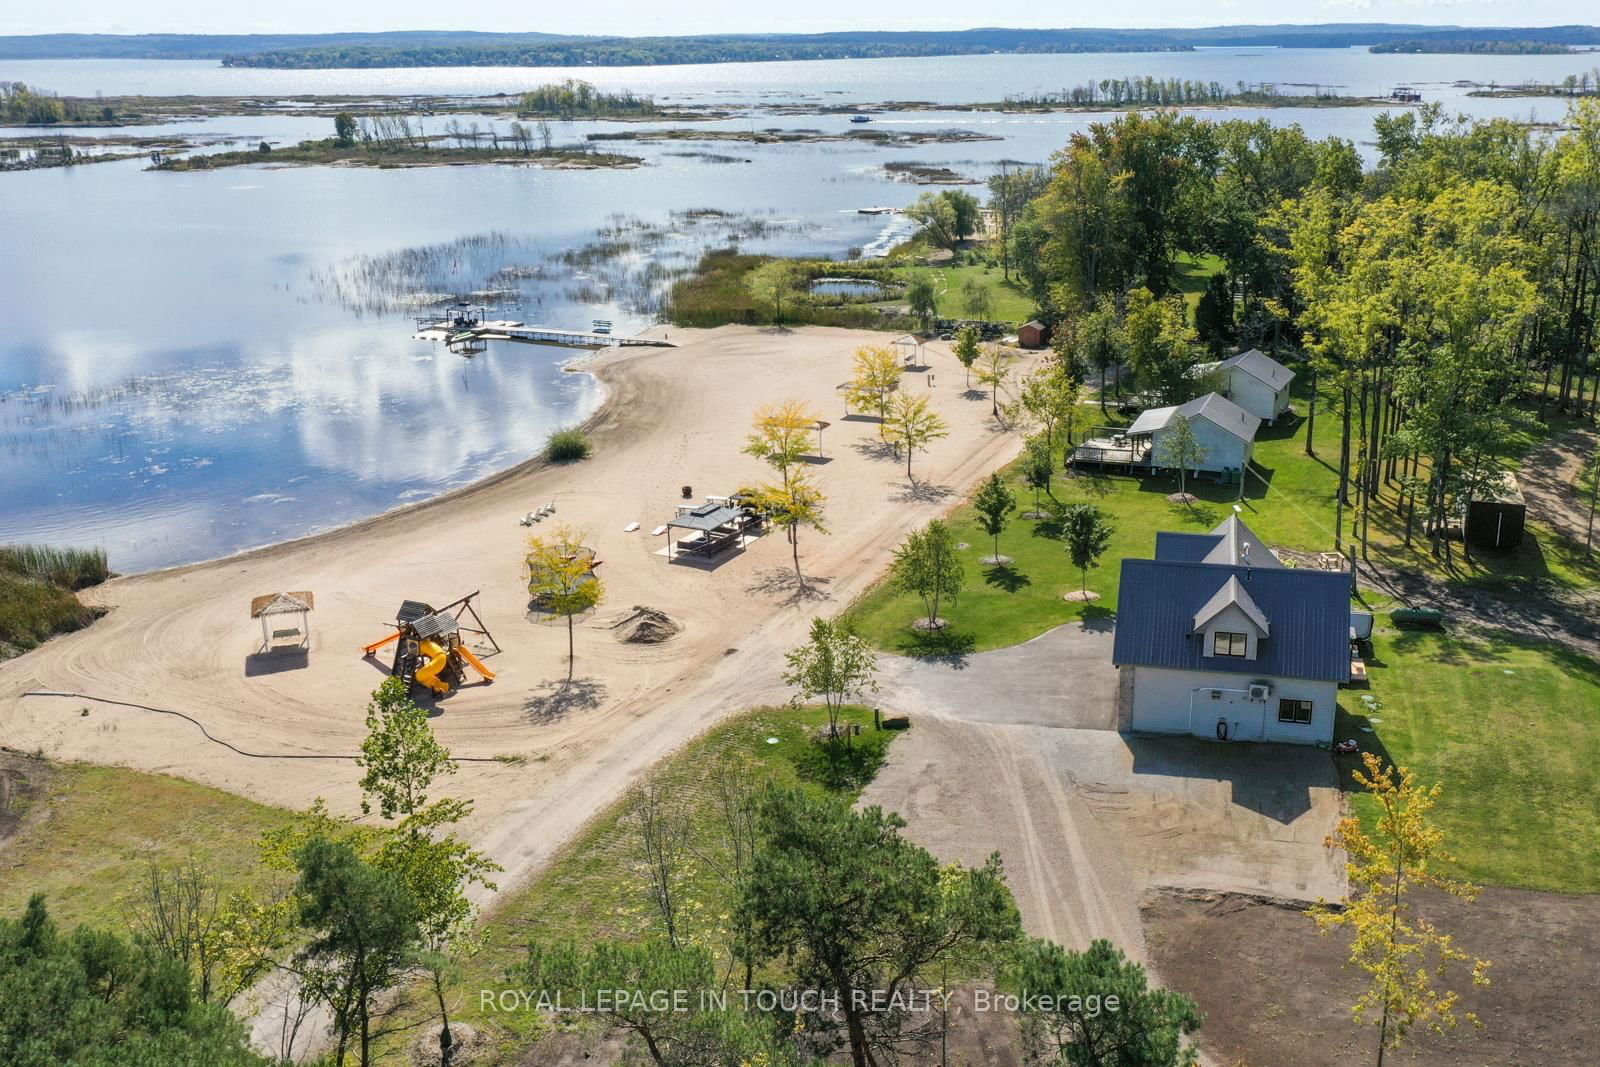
left=525, top=524, right=604, bottom=677
left=743, top=399, right=819, bottom=491
left=881, top=393, right=949, bottom=483
left=751, top=473, right=827, bottom=587
left=1312, top=752, right=1490, bottom=1066
left=845, top=345, right=902, bottom=434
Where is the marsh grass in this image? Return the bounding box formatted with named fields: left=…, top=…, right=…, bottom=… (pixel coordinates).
left=0, top=544, right=110, bottom=661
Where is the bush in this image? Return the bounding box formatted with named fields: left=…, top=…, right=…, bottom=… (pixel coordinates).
left=544, top=427, right=592, bottom=462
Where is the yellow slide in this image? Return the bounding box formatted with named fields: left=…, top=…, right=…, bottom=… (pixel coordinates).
left=455, top=644, right=496, bottom=683
left=414, top=640, right=452, bottom=696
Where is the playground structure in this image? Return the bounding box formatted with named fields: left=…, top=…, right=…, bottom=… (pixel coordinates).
left=361, top=591, right=500, bottom=697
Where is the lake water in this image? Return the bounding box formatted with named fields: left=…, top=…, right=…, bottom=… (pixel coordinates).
left=2, top=50, right=1592, bottom=571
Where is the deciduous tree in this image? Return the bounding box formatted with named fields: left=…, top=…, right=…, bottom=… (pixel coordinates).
left=882, top=392, right=949, bottom=482
left=846, top=344, right=903, bottom=431
left=1154, top=413, right=1207, bottom=505
left=781, top=617, right=878, bottom=746
left=1059, top=503, right=1113, bottom=597
left=973, top=472, right=1017, bottom=564
left=526, top=524, right=605, bottom=676
left=891, top=519, right=964, bottom=630
left=1311, top=754, right=1490, bottom=1066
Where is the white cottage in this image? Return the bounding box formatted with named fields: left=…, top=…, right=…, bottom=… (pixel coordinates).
left=1194, top=349, right=1295, bottom=423
left=1126, top=392, right=1259, bottom=476
left=1112, top=516, right=1351, bottom=746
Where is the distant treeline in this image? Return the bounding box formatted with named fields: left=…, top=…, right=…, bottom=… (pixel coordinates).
left=519, top=80, right=658, bottom=118
left=7, top=25, right=1600, bottom=66
left=1371, top=39, right=1575, bottom=55
left=202, top=25, right=1600, bottom=69
left=1003, top=78, right=1349, bottom=109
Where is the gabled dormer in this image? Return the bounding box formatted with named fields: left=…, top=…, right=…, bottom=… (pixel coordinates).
left=1194, top=575, right=1270, bottom=661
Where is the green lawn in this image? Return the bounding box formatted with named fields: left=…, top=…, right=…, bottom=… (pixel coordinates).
left=1173, top=252, right=1225, bottom=313
left=1337, top=628, right=1600, bottom=894
left=891, top=262, right=1037, bottom=322
left=843, top=386, right=1346, bottom=654
left=0, top=759, right=293, bottom=930
left=412, top=703, right=902, bottom=1058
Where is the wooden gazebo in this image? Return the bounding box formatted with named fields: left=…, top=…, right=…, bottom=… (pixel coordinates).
left=250, top=591, right=314, bottom=651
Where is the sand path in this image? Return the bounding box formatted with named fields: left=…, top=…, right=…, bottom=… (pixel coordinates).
left=0, top=326, right=1038, bottom=899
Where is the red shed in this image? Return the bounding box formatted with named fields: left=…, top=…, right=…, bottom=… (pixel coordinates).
left=1018, top=319, right=1050, bottom=349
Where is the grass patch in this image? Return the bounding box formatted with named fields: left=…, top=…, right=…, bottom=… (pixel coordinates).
left=1173, top=252, right=1224, bottom=313
left=543, top=426, right=592, bottom=463
left=844, top=387, right=1344, bottom=653
left=0, top=759, right=293, bottom=931
left=1336, top=628, right=1600, bottom=894
left=0, top=544, right=110, bottom=662
left=426, top=703, right=901, bottom=1054
left=665, top=249, right=919, bottom=330
left=888, top=261, right=1037, bottom=322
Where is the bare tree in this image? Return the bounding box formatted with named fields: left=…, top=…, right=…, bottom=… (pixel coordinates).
left=630, top=776, right=691, bottom=949
left=702, top=756, right=760, bottom=988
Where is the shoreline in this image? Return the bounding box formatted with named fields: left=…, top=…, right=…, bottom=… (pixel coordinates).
left=94, top=343, right=623, bottom=585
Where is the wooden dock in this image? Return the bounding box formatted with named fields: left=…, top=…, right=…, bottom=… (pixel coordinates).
left=413, top=317, right=675, bottom=350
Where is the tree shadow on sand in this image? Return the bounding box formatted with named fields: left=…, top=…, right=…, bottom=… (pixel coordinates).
left=891, top=481, right=955, bottom=504
left=523, top=676, right=607, bottom=723
left=746, top=566, right=834, bottom=604
left=852, top=438, right=899, bottom=463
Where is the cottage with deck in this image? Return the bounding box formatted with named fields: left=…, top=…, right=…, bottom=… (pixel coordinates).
left=1125, top=392, right=1259, bottom=477
left=1194, top=348, right=1295, bottom=423
left=1112, top=516, right=1350, bottom=746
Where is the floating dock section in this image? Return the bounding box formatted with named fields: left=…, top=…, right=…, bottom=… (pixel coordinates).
left=414, top=316, right=676, bottom=350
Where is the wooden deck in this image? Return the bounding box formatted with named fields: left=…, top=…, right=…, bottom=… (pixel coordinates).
left=1071, top=436, right=1152, bottom=468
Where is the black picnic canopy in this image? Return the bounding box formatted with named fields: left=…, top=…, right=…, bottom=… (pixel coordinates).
left=667, top=504, right=744, bottom=533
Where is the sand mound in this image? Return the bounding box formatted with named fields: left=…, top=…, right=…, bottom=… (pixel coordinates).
left=609, top=604, right=683, bottom=644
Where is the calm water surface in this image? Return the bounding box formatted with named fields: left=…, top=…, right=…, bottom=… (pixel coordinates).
left=0, top=52, right=1589, bottom=571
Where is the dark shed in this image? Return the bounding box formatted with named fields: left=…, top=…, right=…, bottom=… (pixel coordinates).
left=1464, top=473, right=1526, bottom=551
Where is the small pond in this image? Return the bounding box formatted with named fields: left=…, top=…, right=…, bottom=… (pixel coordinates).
left=810, top=277, right=892, bottom=301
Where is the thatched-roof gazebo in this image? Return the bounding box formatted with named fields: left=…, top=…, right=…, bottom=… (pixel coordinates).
left=250, top=591, right=313, bottom=650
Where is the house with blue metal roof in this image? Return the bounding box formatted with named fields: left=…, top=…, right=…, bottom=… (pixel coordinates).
left=1112, top=515, right=1350, bottom=746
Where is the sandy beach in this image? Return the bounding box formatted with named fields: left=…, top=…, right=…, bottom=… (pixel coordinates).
left=0, top=324, right=1035, bottom=895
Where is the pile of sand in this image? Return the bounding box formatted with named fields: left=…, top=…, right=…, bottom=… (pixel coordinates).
left=609, top=604, right=682, bottom=644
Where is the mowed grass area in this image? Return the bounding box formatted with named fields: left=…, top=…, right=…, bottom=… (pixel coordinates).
left=843, top=384, right=1346, bottom=654
left=1338, top=628, right=1600, bottom=894
left=416, top=704, right=901, bottom=1057
left=0, top=757, right=293, bottom=930
left=890, top=261, right=1037, bottom=322
left=1173, top=252, right=1225, bottom=314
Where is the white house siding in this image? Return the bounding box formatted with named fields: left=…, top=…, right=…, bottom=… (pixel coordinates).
left=1124, top=665, right=1338, bottom=746
left=1225, top=373, right=1289, bottom=423
left=1152, top=416, right=1250, bottom=475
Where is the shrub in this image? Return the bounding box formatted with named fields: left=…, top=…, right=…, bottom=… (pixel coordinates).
left=544, top=427, right=593, bottom=462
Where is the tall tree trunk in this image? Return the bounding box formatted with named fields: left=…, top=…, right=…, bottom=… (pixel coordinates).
left=1305, top=367, right=1318, bottom=457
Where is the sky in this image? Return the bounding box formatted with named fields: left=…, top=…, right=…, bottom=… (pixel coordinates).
left=3, top=0, right=1595, bottom=39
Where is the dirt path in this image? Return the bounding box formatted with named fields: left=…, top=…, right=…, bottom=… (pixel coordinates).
left=860, top=715, right=1148, bottom=959
left=1518, top=423, right=1598, bottom=547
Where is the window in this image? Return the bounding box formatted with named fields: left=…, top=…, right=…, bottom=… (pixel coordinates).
left=1211, top=631, right=1248, bottom=657
left=1278, top=698, right=1314, bottom=725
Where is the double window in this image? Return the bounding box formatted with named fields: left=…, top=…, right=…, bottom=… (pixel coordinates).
left=1278, top=698, right=1314, bottom=725
left=1211, top=631, right=1248, bottom=657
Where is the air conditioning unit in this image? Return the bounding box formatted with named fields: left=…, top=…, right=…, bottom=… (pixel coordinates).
left=1248, top=682, right=1273, bottom=702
